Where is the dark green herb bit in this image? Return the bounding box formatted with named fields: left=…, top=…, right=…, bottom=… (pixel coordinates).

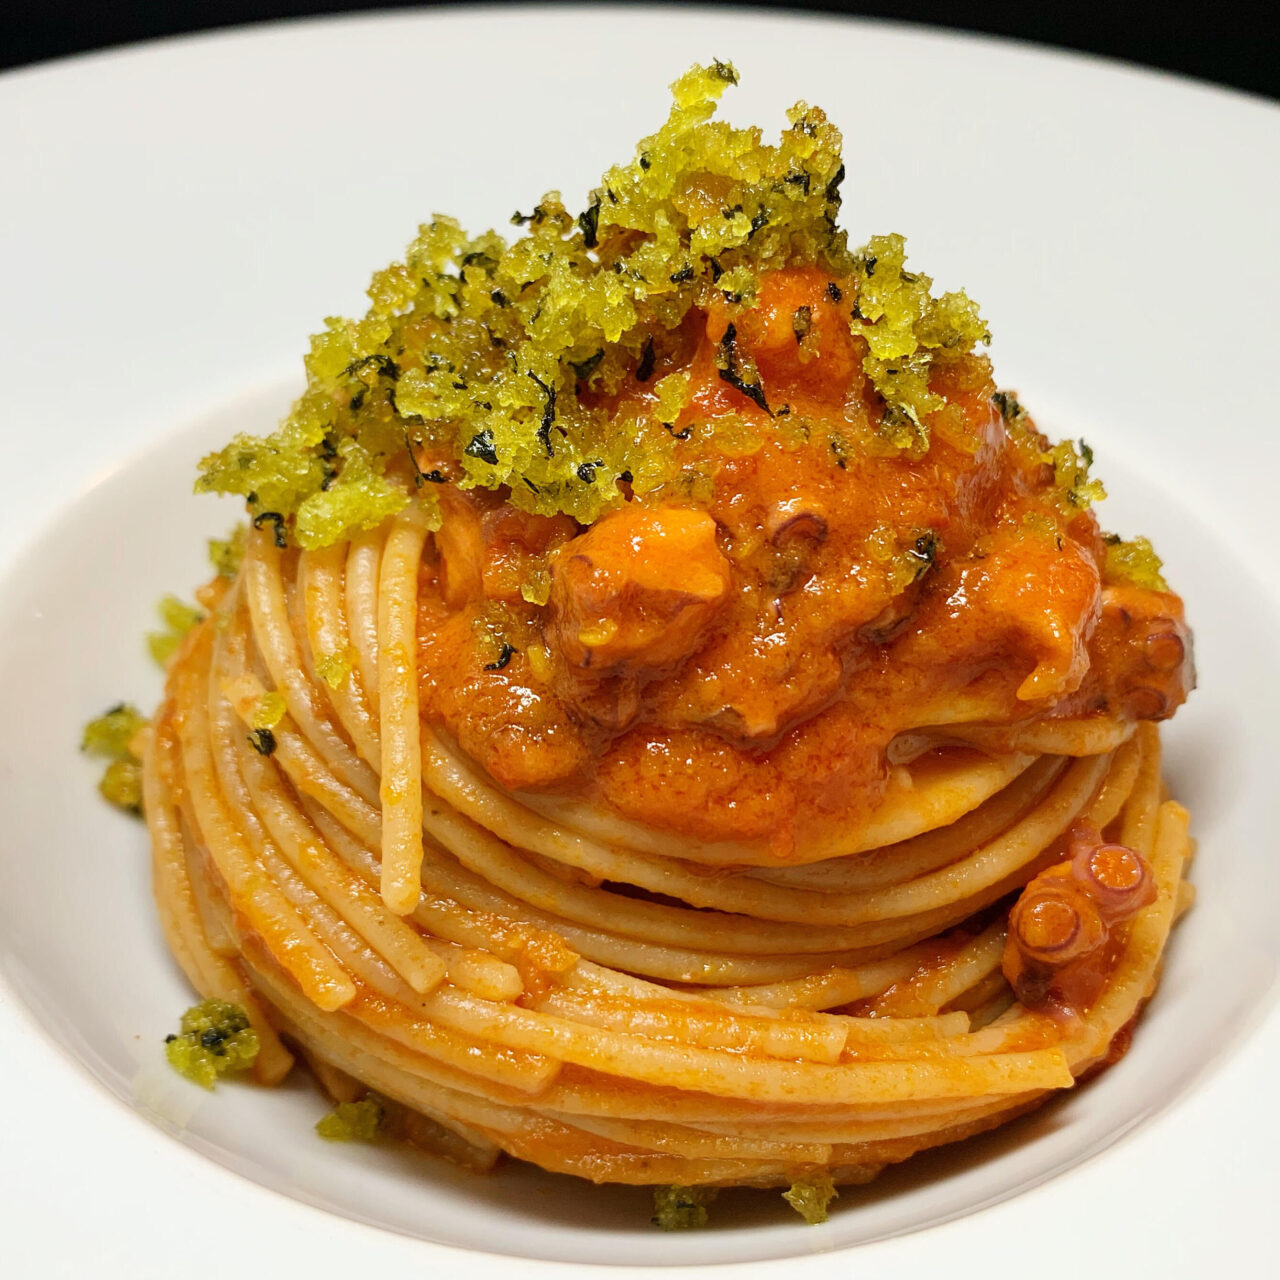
left=635, top=335, right=656, bottom=382
left=716, top=322, right=772, bottom=416
left=577, top=196, right=602, bottom=249
left=484, top=642, right=516, bottom=672
left=465, top=429, right=499, bottom=466
left=907, top=530, right=941, bottom=578
left=792, top=306, right=812, bottom=344
left=248, top=728, right=277, bottom=756
left=252, top=510, right=289, bottom=549
left=991, top=390, right=1027, bottom=429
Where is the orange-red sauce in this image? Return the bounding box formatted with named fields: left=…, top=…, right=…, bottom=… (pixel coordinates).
left=414, top=267, right=1193, bottom=854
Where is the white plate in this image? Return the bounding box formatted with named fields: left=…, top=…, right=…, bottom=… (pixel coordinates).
left=1, top=9, right=1278, bottom=1279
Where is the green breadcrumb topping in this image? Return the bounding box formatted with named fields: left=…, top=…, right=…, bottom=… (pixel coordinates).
left=1046, top=438, right=1106, bottom=510
left=1104, top=534, right=1169, bottom=591
left=98, top=760, right=143, bottom=815
left=208, top=524, right=248, bottom=579
left=651, top=1184, right=719, bottom=1231
left=854, top=232, right=988, bottom=449
left=315, top=1097, right=385, bottom=1143
left=147, top=594, right=205, bottom=666
left=194, top=61, right=988, bottom=546
left=782, top=1176, right=838, bottom=1225
left=82, top=703, right=149, bottom=816
left=164, top=999, right=259, bottom=1089
left=82, top=703, right=148, bottom=759
left=250, top=691, right=286, bottom=730
left=316, top=647, right=355, bottom=689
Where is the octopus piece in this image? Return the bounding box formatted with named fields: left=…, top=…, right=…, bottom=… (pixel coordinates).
left=1003, top=821, right=1157, bottom=1013
left=764, top=498, right=828, bottom=597
left=546, top=505, right=732, bottom=724
left=1094, top=583, right=1195, bottom=721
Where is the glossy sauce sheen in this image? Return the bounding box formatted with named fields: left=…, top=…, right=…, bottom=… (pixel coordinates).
left=414, top=268, right=1193, bottom=855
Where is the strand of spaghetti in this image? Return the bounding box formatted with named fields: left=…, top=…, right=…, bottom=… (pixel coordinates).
left=344, top=525, right=386, bottom=718
left=377, top=505, right=433, bottom=913
left=403, top=984, right=1074, bottom=1101
left=945, top=969, right=1013, bottom=1020
left=694, top=949, right=940, bottom=1009
left=532, top=990, right=849, bottom=1063
left=671, top=1095, right=1030, bottom=1146
left=242, top=531, right=381, bottom=807
left=294, top=788, right=580, bottom=985
left=558, top=960, right=962, bottom=1034
left=555, top=1112, right=834, bottom=1164
left=452, top=733, right=1038, bottom=867
left=172, top=624, right=356, bottom=1010
left=1120, top=722, right=1163, bottom=853
left=539, top=1073, right=1034, bottom=1126
left=248, top=960, right=569, bottom=1126
left=419, top=748, right=1109, bottom=937
left=290, top=791, right=528, bottom=1002
left=1174, top=878, right=1196, bottom=922
left=144, top=706, right=294, bottom=1083
left=547, top=980, right=1043, bottom=1065
left=1083, top=729, right=1143, bottom=828
left=298, top=545, right=380, bottom=763
left=204, top=617, right=417, bottom=1009
left=752, top=755, right=1068, bottom=893
left=1068, top=799, right=1189, bottom=1066
left=175, top=798, right=241, bottom=957
left=861, top=922, right=1007, bottom=1018
left=417, top=729, right=1065, bottom=921
left=939, top=717, right=1137, bottom=758
left=298, top=1046, right=365, bottom=1104
left=220, top=671, right=447, bottom=995
left=263, top=739, right=905, bottom=980
left=382, top=1098, right=503, bottom=1174
left=537, top=987, right=969, bottom=1059
left=343, top=992, right=563, bottom=1094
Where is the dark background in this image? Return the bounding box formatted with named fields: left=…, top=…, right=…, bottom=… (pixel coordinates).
left=5, top=1, right=1275, bottom=103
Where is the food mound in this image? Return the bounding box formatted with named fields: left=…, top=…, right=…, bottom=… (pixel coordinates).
left=134, top=63, right=1195, bottom=1218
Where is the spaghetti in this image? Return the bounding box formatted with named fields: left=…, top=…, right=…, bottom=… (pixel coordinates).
left=134, top=62, right=1195, bottom=1210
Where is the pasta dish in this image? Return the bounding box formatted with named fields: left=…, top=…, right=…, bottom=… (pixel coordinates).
left=98, top=63, right=1196, bottom=1225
